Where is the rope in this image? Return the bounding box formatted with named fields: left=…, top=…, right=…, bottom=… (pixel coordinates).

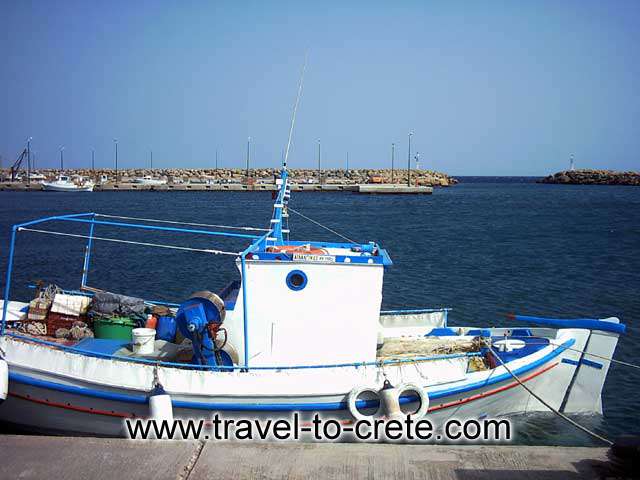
left=17, top=228, right=240, bottom=256
left=487, top=344, right=613, bottom=446
left=95, top=214, right=269, bottom=232
left=288, top=207, right=358, bottom=244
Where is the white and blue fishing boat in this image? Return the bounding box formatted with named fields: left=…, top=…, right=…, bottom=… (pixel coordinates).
left=0, top=164, right=626, bottom=437
left=0, top=67, right=626, bottom=439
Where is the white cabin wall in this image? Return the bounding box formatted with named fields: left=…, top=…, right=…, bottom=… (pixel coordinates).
left=226, top=260, right=384, bottom=367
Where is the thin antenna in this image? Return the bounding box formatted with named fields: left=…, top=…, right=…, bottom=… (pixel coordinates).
left=283, top=51, right=308, bottom=170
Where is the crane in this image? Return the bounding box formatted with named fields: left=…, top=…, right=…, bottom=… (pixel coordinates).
left=10, top=148, right=29, bottom=181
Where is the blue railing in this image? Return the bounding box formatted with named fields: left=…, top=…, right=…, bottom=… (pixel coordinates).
left=0, top=210, right=272, bottom=345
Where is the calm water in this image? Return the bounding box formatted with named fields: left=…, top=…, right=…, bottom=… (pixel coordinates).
left=1, top=180, right=638, bottom=444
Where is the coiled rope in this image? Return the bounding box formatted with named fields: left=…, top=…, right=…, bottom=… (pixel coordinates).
left=487, top=344, right=613, bottom=446
left=17, top=228, right=240, bottom=256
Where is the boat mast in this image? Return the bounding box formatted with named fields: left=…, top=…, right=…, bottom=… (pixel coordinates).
left=283, top=52, right=307, bottom=171
left=267, top=54, right=308, bottom=245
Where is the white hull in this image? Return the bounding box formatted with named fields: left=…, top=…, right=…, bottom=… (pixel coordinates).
left=42, top=182, right=94, bottom=192
left=0, top=324, right=619, bottom=437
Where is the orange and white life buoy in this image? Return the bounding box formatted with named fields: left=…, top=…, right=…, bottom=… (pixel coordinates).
left=266, top=244, right=329, bottom=256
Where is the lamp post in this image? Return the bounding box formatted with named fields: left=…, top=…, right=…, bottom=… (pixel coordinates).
left=391, top=143, right=395, bottom=183
left=317, top=140, right=321, bottom=183
left=246, top=137, right=251, bottom=181
left=26, top=137, right=32, bottom=185
left=407, top=132, right=413, bottom=187
left=113, top=138, right=118, bottom=182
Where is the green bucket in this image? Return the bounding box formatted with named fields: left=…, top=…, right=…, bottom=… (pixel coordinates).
left=93, top=317, right=137, bottom=340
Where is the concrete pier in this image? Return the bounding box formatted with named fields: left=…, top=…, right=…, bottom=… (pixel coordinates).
left=0, top=435, right=612, bottom=480
left=355, top=184, right=433, bottom=194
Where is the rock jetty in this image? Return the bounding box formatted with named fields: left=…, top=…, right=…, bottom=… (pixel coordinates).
left=539, top=169, right=640, bottom=186
left=1, top=168, right=458, bottom=187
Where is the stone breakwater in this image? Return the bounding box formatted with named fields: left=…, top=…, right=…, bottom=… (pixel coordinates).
left=1, top=168, right=457, bottom=186
left=539, top=169, right=640, bottom=186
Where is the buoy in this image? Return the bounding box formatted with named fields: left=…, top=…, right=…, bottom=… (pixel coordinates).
left=347, top=385, right=382, bottom=421
left=0, top=357, right=8, bottom=403
left=379, top=379, right=403, bottom=420
left=148, top=383, right=173, bottom=422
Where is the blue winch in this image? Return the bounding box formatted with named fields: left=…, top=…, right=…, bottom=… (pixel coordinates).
left=175, top=291, right=232, bottom=368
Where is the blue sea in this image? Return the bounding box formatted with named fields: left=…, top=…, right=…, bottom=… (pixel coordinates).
left=1, top=178, right=638, bottom=445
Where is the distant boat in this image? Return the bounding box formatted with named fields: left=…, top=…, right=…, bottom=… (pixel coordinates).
left=42, top=175, right=94, bottom=192
left=28, top=173, right=46, bottom=182
left=132, top=175, right=167, bottom=186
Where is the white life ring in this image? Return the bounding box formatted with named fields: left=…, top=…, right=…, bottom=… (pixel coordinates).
left=396, top=383, right=430, bottom=419
left=347, top=385, right=382, bottom=421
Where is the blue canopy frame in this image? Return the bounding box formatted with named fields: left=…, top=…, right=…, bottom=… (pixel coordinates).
left=1, top=168, right=294, bottom=369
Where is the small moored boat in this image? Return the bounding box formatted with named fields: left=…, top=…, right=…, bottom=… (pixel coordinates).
left=42, top=175, right=94, bottom=192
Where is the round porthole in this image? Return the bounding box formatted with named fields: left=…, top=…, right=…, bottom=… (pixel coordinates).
left=286, top=270, right=307, bottom=291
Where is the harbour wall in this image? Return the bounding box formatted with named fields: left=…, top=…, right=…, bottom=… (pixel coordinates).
left=0, top=182, right=434, bottom=194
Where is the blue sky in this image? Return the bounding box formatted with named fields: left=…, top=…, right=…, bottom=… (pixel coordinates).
left=1, top=0, right=639, bottom=175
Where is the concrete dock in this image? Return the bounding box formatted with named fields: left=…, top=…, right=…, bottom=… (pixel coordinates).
left=0, top=182, right=434, bottom=194
left=0, top=435, right=614, bottom=480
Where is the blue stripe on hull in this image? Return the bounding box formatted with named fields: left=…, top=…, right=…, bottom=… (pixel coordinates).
left=7, top=339, right=573, bottom=412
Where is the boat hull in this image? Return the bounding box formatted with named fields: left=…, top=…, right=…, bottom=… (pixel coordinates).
left=42, top=183, right=94, bottom=192
left=0, top=356, right=568, bottom=437
left=0, top=326, right=618, bottom=438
